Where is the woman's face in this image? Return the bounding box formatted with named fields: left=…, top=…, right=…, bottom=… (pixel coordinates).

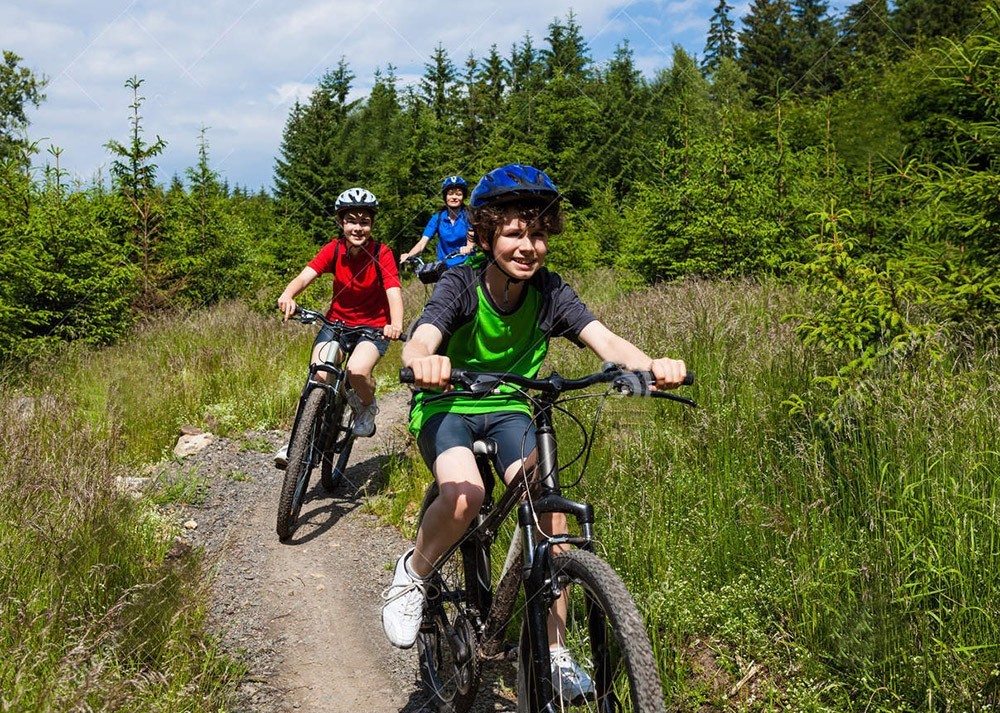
left=444, top=188, right=465, bottom=209
left=339, top=210, right=373, bottom=249
left=487, top=211, right=549, bottom=281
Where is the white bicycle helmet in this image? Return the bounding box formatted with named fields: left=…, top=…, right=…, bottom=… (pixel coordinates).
left=335, top=187, right=379, bottom=216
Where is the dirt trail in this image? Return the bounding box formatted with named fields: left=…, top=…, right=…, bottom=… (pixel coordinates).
left=173, top=387, right=517, bottom=713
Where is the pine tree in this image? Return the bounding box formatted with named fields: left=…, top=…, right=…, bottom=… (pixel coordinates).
left=839, top=0, right=893, bottom=59
left=509, top=33, right=544, bottom=94
left=420, top=44, right=457, bottom=123
left=476, top=44, right=508, bottom=129
left=704, top=0, right=739, bottom=75
left=273, top=59, right=357, bottom=241
left=788, top=0, right=840, bottom=95
left=892, top=0, right=984, bottom=45
left=596, top=41, right=646, bottom=196
left=542, top=10, right=592, bottom=79
left=738, top=0, right=795, bottom=102
left=105, top=76, right=167, bottom=308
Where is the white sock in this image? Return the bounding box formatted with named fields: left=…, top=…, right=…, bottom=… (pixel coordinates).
left=404, top=553, right=427, bottom=582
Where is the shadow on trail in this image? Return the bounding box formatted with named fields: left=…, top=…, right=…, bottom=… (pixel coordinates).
left=394, top=659, right=519, bottom=713
left=277, top=451, right=400, bottom=546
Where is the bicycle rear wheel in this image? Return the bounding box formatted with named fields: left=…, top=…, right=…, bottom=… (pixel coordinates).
left=415, top=484, right=483, bottom=713
left=320, top=389, right=354, bottom=491
left=276, top=388, right=325, bottom=540
left=517, top=549, right=664, bottom=713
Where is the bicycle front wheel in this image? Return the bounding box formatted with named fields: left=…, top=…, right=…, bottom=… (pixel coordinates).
left=517, top=549, right=664, bottom=713
left=276, top=388, right=325, bottom=540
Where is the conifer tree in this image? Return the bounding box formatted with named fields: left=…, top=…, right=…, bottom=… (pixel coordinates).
left=105, top=76, right=167, bottom=308
left=0, top=51, right=46, bottom=161
left=421, top=44, right=457, bottom=123
left=892, top=0, right=983, bottom=45
left=509, top=33, right=544, bottom=94
left=596, top=41, right=646, bottom=196
left=788, top=0, right=839, bottom=95
left=704, top=0, right=739, bottom=75
left=476, top=44, right=508, bottom=131
left=273, top=59, right=356, bottom=241
left=738, top=0, right=795, bottom=102
left=838, top=0, right=893, bottom=62
left=542, top=11, right=592, bottom=79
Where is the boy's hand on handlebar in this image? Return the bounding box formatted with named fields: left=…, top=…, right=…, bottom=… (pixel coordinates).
left=406, top=355, right=452, bottom=390
left=383, top=323, right=402, bottom=341
left=277, top=295, right=297, bottom=321
left=650, top=357, right=687, bottom=390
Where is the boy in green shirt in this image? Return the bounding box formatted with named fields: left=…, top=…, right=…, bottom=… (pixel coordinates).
left=382, top=164, right=687, bottom=698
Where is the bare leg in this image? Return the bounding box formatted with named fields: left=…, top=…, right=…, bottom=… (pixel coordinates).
left=410, top=446, right=484, bottom=578
left=346, top=341, right=380, bottom=405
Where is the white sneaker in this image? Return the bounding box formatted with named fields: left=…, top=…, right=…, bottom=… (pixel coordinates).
left=550, top=646, right=595, bottom=702
left=381, top=549, right=427, bottom=649
left=353, top=398, right=378, bottom=437
left=274, top=444, right=288, bottom=470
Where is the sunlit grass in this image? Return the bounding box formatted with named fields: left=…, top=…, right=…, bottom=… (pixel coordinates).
left=0, top=389, right=243, bottom=711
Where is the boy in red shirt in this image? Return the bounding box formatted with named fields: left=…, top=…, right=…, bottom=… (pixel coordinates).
left=276, top=188, right=403, bottom=459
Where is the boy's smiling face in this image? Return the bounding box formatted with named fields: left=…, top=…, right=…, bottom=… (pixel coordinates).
left=338, top=209, right=374, bottom=249
left=486, top=210, right=549, bottom=280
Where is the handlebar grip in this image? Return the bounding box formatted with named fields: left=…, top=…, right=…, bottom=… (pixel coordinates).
left=400, top=367, right=414, bottom=383
left=683, top=371, right=695, bottom=386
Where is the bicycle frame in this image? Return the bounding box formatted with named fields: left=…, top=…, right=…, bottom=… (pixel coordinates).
left=423, top=391, right=599, bottom=713
left=285, top=313, right=384, bottom=463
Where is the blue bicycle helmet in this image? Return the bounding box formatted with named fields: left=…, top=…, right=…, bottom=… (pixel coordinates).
left=469, top=164, right=561, bottom=208
left=441, top=175, right=468, bottom=198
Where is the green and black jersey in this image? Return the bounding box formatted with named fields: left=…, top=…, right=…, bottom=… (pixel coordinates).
left=408, top=264, right=597, bottom=434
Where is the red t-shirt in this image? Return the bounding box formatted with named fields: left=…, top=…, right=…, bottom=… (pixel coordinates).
left=307, top=239, right=401, bottom=327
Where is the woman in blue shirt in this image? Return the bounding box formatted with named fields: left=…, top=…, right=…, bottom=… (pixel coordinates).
left=399, top=176, right=475, bottom=268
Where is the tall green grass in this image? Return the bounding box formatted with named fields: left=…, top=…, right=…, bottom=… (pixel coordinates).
left=0, top=391, right=242, bottom=711
left=1, top=299, right=408, bottom=711
left=5, top=285, right=996, bottom=711
left=545, top=278, right=999, bottom=710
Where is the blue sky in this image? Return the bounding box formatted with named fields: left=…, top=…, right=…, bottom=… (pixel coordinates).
left=3, top=1, right=850, bottom=192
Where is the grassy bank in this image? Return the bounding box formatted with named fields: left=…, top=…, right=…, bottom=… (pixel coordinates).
left=0, top=389, right=242, bottom=711
left=0, top=300, right=388, bottom=711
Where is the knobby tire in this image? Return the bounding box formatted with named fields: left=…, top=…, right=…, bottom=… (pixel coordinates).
left=517, top=549, right=664, bottom=713
left=276, top=388, right=325, bottom=540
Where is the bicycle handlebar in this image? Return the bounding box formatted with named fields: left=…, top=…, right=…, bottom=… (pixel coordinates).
left=402, top=249, right=470, bottom=285
left=399, top=363, right=695, bottom=406
left=401, top=248, right=467, bottom=268
left=279, top=305, right=396, bottom=342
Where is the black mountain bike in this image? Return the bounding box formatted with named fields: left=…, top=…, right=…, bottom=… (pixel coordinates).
left=399, top=364, right=695, bottom=713
left=275, top=307, right=385, bottom=541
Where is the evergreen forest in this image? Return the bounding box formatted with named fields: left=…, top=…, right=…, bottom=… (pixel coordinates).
left=1, top=1, right=999, bottom=710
